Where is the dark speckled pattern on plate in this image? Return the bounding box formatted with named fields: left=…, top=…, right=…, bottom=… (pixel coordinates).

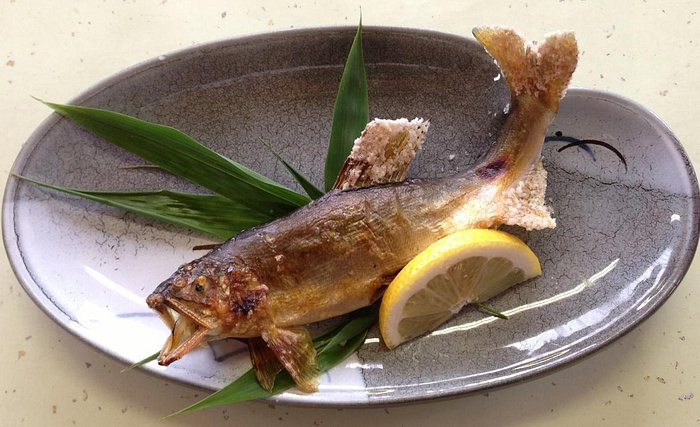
left=3, top=27, right=698, bottom=406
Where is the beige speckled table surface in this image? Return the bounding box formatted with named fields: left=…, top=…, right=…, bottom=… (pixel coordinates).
left=1, top=1, right=699, bottom=425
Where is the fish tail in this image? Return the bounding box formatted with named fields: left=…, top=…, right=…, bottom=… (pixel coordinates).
left=471, top=27, right=578, bottom=190
left=472, top=26, right=578, bottom=111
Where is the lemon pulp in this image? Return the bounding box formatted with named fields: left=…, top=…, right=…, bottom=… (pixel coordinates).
left=379, top=229, right=541, bottom=349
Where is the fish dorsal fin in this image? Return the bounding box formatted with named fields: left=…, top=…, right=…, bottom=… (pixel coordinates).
left=261, top=325, right=319, bottom=392
left=333, top=118, right=430, bottom=190
left=472, top=27, right=578, bottom=110
left=248, top=336, right=284, bottom=392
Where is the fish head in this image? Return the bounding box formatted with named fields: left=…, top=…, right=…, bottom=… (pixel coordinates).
left=146, top=259, right=227, bottom=366
left=146, top=258, right=270, bottom=366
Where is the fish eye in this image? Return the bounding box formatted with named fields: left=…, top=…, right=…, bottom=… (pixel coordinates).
left=193, top=276, right=208, bottom=293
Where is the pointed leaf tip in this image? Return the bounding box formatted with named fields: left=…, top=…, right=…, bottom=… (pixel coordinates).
left=259, top=138, right=324, bottom=199
left=16, top=175, right=271, bottom=239
left=38, top=101, right=310, bottom=216
left=324, top=19, right=369, bottom=191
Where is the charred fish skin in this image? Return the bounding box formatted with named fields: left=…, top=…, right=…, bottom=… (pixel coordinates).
left=146, top=27, right=578, bottom=392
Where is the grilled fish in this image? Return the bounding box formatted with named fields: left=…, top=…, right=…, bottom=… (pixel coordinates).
left=146, top=26, right=579, bottom=392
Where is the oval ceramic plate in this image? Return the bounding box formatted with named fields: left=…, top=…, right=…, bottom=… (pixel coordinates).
left=3, top=27, right=699, bottom=406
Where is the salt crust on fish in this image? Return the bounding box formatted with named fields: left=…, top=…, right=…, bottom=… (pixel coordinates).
left=476, top=27, right=578, bottom=106
left=498, top=160, right=556, bottom=230
left=334, top=118, right=429, bottom=190
left=339, top=117, right=555, bottom=231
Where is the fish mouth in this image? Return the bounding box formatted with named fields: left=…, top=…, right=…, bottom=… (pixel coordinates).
left=147, top=294, right=212, bottom=366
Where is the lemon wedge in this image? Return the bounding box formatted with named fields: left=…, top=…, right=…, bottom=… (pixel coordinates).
left=379, top=229, right=541, bottom=349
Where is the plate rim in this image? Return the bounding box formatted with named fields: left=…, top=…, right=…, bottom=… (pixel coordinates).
left=3, top=26, right=699, bottom=407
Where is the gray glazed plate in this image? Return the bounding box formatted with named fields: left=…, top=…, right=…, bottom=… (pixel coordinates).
left=3, top=27, right=699, bottom=406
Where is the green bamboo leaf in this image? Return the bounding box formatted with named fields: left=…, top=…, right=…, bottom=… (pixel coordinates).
left=167, top=366, right=291, bottom=417
left=17, top=176, right=271, bottom=239
left=167, top=311, right=376, bottom=416
left=323, top=18, right=369, bottom=191
left=260, top=139, right=324, bottom=199
left=40, top=100, right=310, bottom=216
left=121, top=351, right=159, bottom=373
left=319, top=308, right=377, bottom=354
left=316, top=324, right=370, bottom=370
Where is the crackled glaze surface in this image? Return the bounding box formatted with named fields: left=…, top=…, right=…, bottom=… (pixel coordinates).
left=357, top=89, right=700, bottom=402
left=3, top=28, right=698, bottom=406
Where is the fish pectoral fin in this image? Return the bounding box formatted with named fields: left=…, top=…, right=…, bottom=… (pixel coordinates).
left=261, top=325, right=319, bottom=393
left=247, top=337, right=284, bottom=392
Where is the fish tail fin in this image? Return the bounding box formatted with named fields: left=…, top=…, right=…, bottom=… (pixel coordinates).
left=472, top=27, right=578, bottom=110
left=468, top=27, right=578, bottom=191
left=261, top=325, right=319, bottom=392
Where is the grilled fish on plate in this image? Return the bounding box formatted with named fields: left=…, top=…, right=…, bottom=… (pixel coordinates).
left=146, top=26, right=579, bottom=391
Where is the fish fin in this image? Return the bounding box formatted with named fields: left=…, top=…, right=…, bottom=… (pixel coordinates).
left=472, top=27, right=578, bottom=110
left=261, top=325, right=319, bottom=392
left=333, top=118, right=430, bottom=190
left=497, top=160, right=556, bottom=230
left=247, top=337, right=284, bottom=392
